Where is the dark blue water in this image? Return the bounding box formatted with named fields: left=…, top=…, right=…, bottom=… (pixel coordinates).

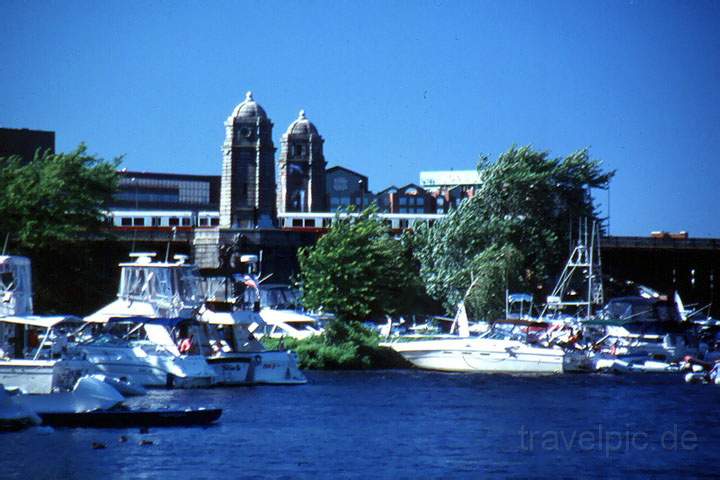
left=1, top=371, right=718, bottom=479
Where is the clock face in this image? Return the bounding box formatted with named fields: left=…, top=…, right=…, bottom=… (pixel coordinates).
left=239, top=127, right=253, bottom=140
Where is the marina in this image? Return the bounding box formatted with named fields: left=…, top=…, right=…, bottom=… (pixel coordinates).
left=3, top=1, right=719, bottom=477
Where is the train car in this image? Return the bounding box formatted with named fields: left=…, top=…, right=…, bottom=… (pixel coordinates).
left=108, top=210, right=196, bottom=231
left=197, top=211, right=221, bottom=228
left=276, top=212, right=445, bottom=234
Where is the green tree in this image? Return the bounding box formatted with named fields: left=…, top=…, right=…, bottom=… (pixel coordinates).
left=414, top=145, right=613, bottom=320
left=0, top=144, right=120, bottom=249
left=297, top=206, right=425, bottom=324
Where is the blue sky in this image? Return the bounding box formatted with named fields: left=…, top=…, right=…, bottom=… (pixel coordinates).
left=2, top=0, right=719, bottom=236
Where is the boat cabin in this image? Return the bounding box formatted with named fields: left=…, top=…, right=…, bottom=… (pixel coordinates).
left=0, top=256, right=33, bottom=317
left=117, top=253, right=205, bottom=308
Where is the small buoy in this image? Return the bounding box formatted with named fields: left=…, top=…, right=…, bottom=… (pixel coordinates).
left=139, top=439, right=154, bottom=446
left=92, top=442, right=106, bottom=450
left=118, top=435, right=128, bottom=443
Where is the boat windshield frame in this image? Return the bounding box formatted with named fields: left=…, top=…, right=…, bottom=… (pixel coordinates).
left=118, top=264, right=205, bottom=306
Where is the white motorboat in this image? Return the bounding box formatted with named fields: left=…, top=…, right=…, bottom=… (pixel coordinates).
left=388, top=325, right=570, bottom=374
left=199, top=308, right=307, bottom=385
left=81, top=253, right=217, bottom=388
left=76, top=318, right=216, bottom=388
left=1, top=259, right=98, bottom=393
left=254, top=283, right=323, bottom=340
left=200, top=256, right=307, bottom=385
left=385, top=295, right=575, bottom=374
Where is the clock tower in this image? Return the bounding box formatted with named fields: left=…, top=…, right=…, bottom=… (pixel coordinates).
left=220, top=91, right=277, bottom=228
left=278, top=110, right=327, bottom=213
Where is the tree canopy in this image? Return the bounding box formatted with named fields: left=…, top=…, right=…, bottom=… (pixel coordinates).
left=413, top=145, right=614, bottom=320
left=297, top=206, right=425, bottom=323
left=0, top=145, right=120, bottom=249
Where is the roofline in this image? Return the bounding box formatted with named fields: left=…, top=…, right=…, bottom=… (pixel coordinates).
left=118, top=170, right=221, bottom=182
left=326, top=165, right=369, bottom=181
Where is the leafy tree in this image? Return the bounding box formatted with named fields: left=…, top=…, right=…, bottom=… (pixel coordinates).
left=297, top=206, right=425, bottom=324
left=0, top=144, right=120, bottom=249
left=414, top=145, right=613, bottom=320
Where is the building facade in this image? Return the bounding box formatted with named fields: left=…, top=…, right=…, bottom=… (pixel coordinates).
left=0, top=127, right=55, bottom=163
left=325, top=166, right=372, bottom=211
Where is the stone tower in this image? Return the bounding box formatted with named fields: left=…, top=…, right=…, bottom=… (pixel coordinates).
left=278, top=110, right=327, bottom=213
left=219, top=91, right=277, bottom=228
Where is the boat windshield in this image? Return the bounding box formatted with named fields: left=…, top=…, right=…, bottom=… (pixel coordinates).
left=177, top=267, right=205, bottom=304
left=118, top=266, right=204, bottom=305
left=258, top=285, right=301, bottom=309
left=82, top=333, right=128, bottom=346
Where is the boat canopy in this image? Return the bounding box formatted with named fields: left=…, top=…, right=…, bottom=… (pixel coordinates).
left=0, top=255, right=33, bottom=316
left=508, top=293, right=533, bottom=303
left=0, top=315, right=81, bottom=329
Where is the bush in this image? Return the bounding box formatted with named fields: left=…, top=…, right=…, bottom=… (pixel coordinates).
left=262, top=321, right=410, bottom=370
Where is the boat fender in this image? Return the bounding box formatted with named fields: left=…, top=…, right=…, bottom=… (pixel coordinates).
left=254, top=355, right=262, bottom=366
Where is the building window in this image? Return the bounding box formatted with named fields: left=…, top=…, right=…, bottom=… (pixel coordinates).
left=399, top=197, right=407, bottom=206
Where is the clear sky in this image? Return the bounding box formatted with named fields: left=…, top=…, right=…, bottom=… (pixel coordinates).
left=2, top=0, right=719, bottom=236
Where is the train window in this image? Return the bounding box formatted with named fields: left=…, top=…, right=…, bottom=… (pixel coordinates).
left=133, top=218, right=145, bottom=226
left=152, top=217, right=161, bottom=226
left=304, top=219, right=316, bottom=228
left=199, top=218, right=209, bottom=226
left=169, top=217, right=180, bottom=226
left=322, top=218, right=332, bottom=228
left=211, top=218, right=220, bottom=226
left=182, top=218, right=191, bottom=226
left=292, top=219, right=303, bottom=227
left=121, top=217, right=132, bottom=226
left=399, top=219, right=409, bottom=229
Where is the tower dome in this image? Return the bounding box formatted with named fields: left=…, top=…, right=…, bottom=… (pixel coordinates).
left=284, top=110, right=318, bottom=136
left=229, top=91, right=267, bottom=120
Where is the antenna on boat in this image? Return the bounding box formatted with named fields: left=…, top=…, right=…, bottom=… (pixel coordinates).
left=165, top=227, right=177, bottom=263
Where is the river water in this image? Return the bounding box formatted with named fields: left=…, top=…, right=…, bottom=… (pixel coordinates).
left=1, top=370, right=718, bottom=479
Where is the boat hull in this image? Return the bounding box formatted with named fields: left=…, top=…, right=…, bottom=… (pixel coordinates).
left=0, top=359, right=95, bottom=393
left=389, top=338, right=566, bottom=374
left=39, top=408, right=222, bottom=428
left=79, top=346, right=215, bottom=388
left=207, top=351, right=307, bottom=385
